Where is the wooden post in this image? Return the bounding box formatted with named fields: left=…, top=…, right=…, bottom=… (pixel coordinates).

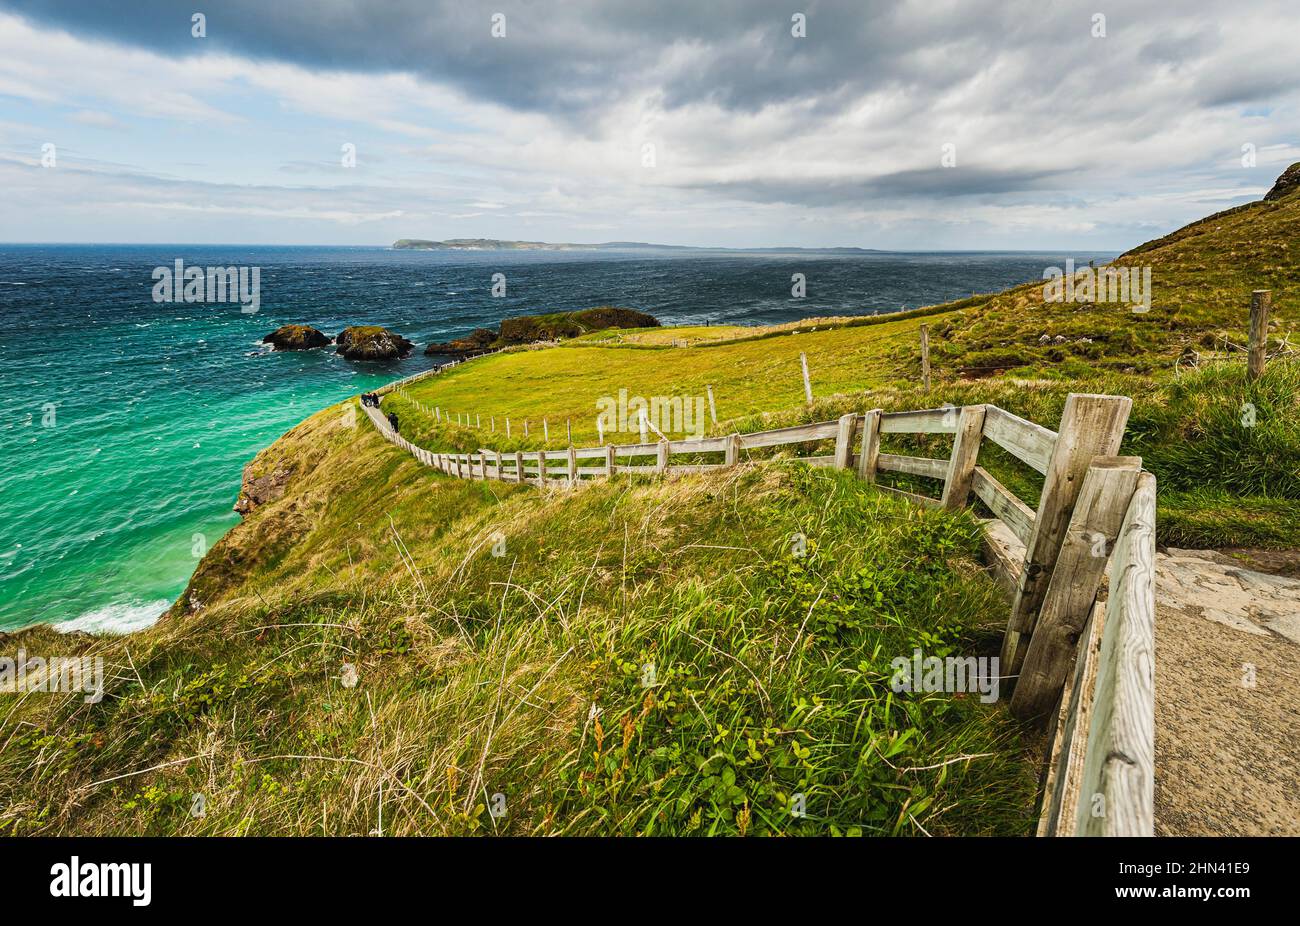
left=833, top=413, right=857, bottom=469
left=800, top=353, right=813, bottom=404
left=543, top=419, right=549, bottom=442
left=1011, top=457, right=1142, bottom=720
left=657, top=439, right=670, bottom=474
left=1002, top=394, right=1133, bottom=673
left=706, top=385, right=717, bottom=425
left=567, top=446, right=577, bottom=484
left=638, top=409, right=648, bottom=443
left=1078, top=471, right=1156, bottom=836
left=1248, top=289, right=1271, bottom=380
left=940, top=405, right=986, bottom=510
left=535, top=450, right=546, bottom=487
left=476, top=414, right=481, bottom=429
left=506, top=417, right=511, bottom=438
left=494, top=450, right=503, bottom=480
left=725, top=432, right=741, bottom=467
left=524, top=420, right=529, bottom=437
left=920, top=325, right=931, bottom=392
left=597, top=418, right=604, bottom=444
left=857, top=409, right=883, bottom=482
left=491, top=416, right=496, bottom=432
left=566, top=419, right=572, bottom=444
left=605, top=445, right=615, bottom=477
left=514, top=450, right=524, bottom=484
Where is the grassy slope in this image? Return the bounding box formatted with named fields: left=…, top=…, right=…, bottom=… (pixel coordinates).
left=0, top=408, right=1037, bottom=835
left=390, top=178, right=1300, bottom=547
left=4, top=171, right=1299, bottom=836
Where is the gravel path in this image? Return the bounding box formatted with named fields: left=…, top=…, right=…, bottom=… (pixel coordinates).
left=1152, top=549, right=1300, bottom=835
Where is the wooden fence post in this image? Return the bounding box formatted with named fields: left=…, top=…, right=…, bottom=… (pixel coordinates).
left=535, top=450, right=546, bottom=487
left=605, top=445, right=615, bottom=477
left=857, top=409, right=883, bottom=482
left=833, top=413, right=857, bottom=469
left=1078, top=471, right=1156, bottom=836
left=800, top=353, right=813, bottom=404
left=1002, top=394, right=1133, bottom=674
left=567, top=419, right=572, bottom=444
left=940, top=404, right=986, bottom=509
left=567, top=446, right=577, bottom=484
left=494, top=450, right=503, bottom=480
left=920, top=324, right=931, bottom=392
left=514, top=450, right=524, bottom=484
left=706, top=385, right=717, bottom=425
left=1248, top=289, right=1272, bottom=380
left=506, top=417, right=511, bottom=438
left=657, top=439, right=670, bottom=474
left=543, top=419, right=550, bottom=442
left=1010, top=457, right=1142, bottom=720
left=725, top=432, right=741, bottom=467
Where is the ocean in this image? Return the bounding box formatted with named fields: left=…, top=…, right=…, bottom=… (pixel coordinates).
left=0, top=244, right=1113, bottom=632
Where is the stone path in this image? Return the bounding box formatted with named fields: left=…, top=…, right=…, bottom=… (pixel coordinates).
left=1152, top=549, right=1300, bottom=835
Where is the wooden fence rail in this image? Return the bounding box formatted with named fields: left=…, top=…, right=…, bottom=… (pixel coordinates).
left=360, top=390, right=1155, bottom=836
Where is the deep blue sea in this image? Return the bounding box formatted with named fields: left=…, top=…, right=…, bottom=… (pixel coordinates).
left=0, top=244, right=1114, bottom=632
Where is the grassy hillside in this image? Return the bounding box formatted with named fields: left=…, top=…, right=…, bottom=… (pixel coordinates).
left=3, top=166, right=1299, bottom=836
left=0, top=407, right=1037, bottom=835
left=387, top=168, right=1300, bottom=548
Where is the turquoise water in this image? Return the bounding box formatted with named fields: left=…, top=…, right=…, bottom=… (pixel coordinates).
left=0, top=244, right=1112, bottom=632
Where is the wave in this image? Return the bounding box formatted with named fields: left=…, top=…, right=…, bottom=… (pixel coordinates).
left=55, top=598, right=169, bottom=635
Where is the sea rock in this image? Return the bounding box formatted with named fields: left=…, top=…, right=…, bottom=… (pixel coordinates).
left=336, top=326, right=414, bottom=361
left=263, top=324, right=330, bottom=351
left=1264, top=162, right=1300, bottom=202
left=498, top=306, right=658, bottom=343
left=425, top=306, right=660, bottom=357
left=424, top=327, right=497, bottom=357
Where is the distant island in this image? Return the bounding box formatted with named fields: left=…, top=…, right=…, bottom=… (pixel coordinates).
left=392, top=238, right=883, bottom=254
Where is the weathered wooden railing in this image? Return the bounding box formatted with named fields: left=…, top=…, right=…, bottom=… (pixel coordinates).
left=361, top=393, right=1155, bottom=835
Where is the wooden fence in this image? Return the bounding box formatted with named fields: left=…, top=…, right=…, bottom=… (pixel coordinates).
left=360, top=392, right=1155, bottom=835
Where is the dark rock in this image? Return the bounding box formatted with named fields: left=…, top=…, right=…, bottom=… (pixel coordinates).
left=336, top=325, right=414, bottom=361
left=424, top=327, right=497, bottom=357
left=1264, top=162, right=1300, bottom=202
left=263, top=324, right=330, bottom=351
left=498, top=306, right=658, bottom=343
left=234, top=464, right=291, bottom=516
left=425, top=306, right=660, bottom=356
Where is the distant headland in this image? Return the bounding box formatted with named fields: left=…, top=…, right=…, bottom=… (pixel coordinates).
left=392, top=238, right=884, bottom=254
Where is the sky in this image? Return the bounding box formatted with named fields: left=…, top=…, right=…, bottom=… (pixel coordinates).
left=0, top=0, right=1297, bottom=249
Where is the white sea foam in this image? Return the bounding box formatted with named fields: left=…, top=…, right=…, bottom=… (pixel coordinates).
left=56, top=598, right=168, bottom=635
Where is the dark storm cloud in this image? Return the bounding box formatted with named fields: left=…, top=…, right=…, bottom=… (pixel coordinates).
left=689, top=165, right=1076, bottom=208
left=0, top=1, right=1155, bottom=115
